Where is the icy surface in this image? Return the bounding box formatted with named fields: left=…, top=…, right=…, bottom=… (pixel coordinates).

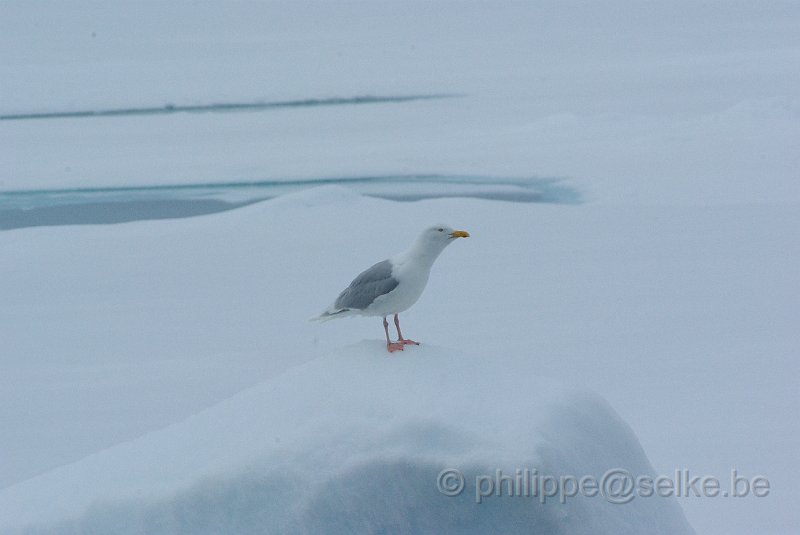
left=1, top=1, right=798, bottom=533
left=1, top=190, right=797, bottom=533
left=2, top=1, right=798, bottom=204
left=0, top=342, right=693, bottom=534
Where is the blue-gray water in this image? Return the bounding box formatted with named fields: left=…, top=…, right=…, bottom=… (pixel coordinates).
left=1, top=94, right=579, bottom=229
left=0, top=94, right=458, bottom=122
left=0, top=175, right=579, bottom=231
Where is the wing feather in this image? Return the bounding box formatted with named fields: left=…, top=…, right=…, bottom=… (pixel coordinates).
left=334, top=259, right=399, bottom=310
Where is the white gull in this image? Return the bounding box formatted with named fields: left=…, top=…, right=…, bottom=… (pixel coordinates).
left=312, top=225, right=470, bottom=352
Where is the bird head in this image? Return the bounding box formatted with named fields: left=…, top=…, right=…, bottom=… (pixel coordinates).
left=417, top=225, right=470, bottom=250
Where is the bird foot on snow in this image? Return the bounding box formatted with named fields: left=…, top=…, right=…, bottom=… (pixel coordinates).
left=386, top=339, right=420, bottom=352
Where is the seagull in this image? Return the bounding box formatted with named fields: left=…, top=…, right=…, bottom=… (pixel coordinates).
left=312, top=225, right=470, bottom=352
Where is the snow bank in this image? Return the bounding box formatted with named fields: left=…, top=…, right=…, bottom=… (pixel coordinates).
left=2, top=187, right=796, bottom=533
left=0, top=343, right=692, bottom=534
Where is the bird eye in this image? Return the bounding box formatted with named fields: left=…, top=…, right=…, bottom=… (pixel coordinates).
left=437, top=228, right=444, bottom=232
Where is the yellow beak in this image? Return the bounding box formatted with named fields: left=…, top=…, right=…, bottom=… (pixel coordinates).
left=449, top=230, right=470, bottom=239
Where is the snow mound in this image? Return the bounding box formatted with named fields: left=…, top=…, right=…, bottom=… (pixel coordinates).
left=2, top=343, right=692, bottom=534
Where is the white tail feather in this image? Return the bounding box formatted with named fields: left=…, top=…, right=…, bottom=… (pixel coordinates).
left=308, top=308, right=351, bottom=322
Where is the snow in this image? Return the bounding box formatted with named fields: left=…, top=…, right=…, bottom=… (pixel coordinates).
left=1, top=0, right=798, bottom=533
left=1, top=190, right=797, bottom=533
left=2, top=1, right=799, bottom=204
left=0, top=340, right=693, bottom=534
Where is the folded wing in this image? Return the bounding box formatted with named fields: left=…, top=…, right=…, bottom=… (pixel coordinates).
left=334, top=259, right=399, bottom=311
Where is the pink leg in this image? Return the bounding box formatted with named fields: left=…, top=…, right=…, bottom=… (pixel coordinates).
left=394, top=314, right=420, bottom=345
left=384, top=316, right=404, bottom=352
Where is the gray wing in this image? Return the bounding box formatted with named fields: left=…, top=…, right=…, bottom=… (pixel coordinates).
left=334, top=259, right=399, bottom=310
